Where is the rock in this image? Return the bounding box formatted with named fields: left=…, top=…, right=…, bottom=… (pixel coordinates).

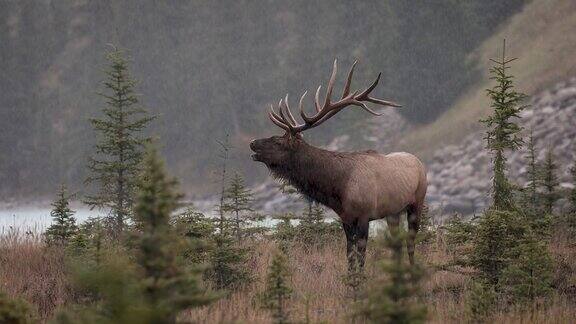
left=425, top=77, right=576, bottom=214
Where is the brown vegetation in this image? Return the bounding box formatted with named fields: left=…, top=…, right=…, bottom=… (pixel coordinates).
left=2, top=225, right=574, bottom=323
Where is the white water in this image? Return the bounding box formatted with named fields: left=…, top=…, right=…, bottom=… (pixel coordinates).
left=0, top=201, right=367, bottom=234
left=0, top=203, right=100, bottom=233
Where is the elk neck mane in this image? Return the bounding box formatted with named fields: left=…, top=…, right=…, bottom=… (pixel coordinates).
left=268, top=141, right=358, bottom=214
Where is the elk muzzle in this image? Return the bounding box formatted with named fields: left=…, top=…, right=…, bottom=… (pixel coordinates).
left=249, top=139, right=263, bottom=161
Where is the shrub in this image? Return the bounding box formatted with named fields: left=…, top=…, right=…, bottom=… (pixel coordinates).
left=0, top=291, right=33, bottom=324
left=260, top=250, right=292, bottom=324
left=357, top=229, right=427, bottom=324
left=45, top=184, right=77, bottom=247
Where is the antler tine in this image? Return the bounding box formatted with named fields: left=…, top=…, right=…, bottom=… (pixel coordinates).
left=277, top=100, right=295, bottom=131
left=341, top=60, right=357, bottom=99
left=283, top=94, right=298, bottom=126
left=266, top=60, right=400, bottom=135
left=356, top=72, right=381, bottom=99
left=356, top=73, right=402, bottom=107
left=314, top=85, right=322, bottom=113
left=272, top=99, right=295, bottom=132
left=366, top=97, right=402, bottom=107
left=351, top=100, right=384, bottom=116
left=269, top=103, right=284, bottom=123
left=298, top=90, right=308, bottom=121
left=324, top=59, right=338, bottom=108
left=268, top=107, right=290, bottom=132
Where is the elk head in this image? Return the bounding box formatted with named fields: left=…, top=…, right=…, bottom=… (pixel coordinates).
left=250, top=59, right=401, bottom=169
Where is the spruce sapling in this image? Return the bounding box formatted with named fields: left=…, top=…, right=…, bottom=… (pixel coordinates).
left=480, top=40, right=527, bottom=211
left=260, top=250, right=293, bottom=324
left=357, top=228, right=427, bottom=324
left=135, top=146, right=215, bottom=322
left=222, top=172, right=254, bottom=241
left=85, top=46, right=154, bottom=236
left=541, top=148, right=560, bottom=215
left=206, top=136, right=251, bottom=290
left=45, top=184, right=78, bottom=247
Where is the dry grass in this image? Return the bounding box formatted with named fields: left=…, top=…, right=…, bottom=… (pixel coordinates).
left=0, top=228, right=71, bottom=321
left=1, top=228, right=575, bottom=323
left=399, top=0, right=576, bottom=160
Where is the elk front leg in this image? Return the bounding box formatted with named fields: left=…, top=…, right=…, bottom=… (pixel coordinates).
left=342, top=220, right=369, bottom=272
left=342, top=222, right=359, bottom=272
left=355, top=220, right=369, bottom=270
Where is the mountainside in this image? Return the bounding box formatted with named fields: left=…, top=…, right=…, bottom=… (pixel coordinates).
left=0, top=0, right=525, bottom=199
left=399, top=0, right=576, bottom=161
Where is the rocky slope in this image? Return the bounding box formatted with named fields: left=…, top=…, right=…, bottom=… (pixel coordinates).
left=426, top=77, right=576, bottom=214
left=235, top=77, right=576, bottom=217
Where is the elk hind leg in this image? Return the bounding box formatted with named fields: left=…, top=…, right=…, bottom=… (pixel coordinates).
left=406, top=204, right=421, bottom=265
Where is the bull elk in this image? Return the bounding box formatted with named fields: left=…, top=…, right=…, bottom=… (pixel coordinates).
left=250, top=60, right=427, bottom=269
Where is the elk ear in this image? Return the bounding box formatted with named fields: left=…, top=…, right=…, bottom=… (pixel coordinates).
left=282, top=132, right=301, bottom=139
left=284, top=132, right=303, bottom=141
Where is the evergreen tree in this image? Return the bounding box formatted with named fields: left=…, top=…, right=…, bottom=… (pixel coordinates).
left=85, top=47, right=154, bottom=236
left=260, top=250, right=293, bottom=324
left=466, top=279, right=496, bottom=322
left=468, top=208, right=553, bottom=308
left=441, top=214, right=476, bottom=264
left=298, top=203, right=325, bottom=244
left=76, top=218, right=107, bottom=266
left=222, top=172, right=254, bottom=241
left=499, top=238, right=553, bottom=304
left=45, top=184, right=78, bottom=246
left=0, top=291, right=32, bottom=324
left=298, top=203, right=340, bottom=246
left=272, top=213, right=298, bottom=253
left=469, top=210, right=528, bottom=286
left=523, top=130, right=540, bottom=213
left=206, top=136, right=251, bottom=290
left=541, top=148, right=559, bottom=215
left=67, top=231, right=90, bottom=258
left=206, top=232, right=251, bottom=290
left=521, top=133, right=552, bottom=237
left=480, top=40, right=527, bottom=211
left=357, top=228, right=427, bottom=324
left=465, top=42, right=554, bottom=316
left=53, top=250, right=153, bottom=324
left=134, top=146, right=215, bottom=322
left=172, top=206, right=215, bottom=264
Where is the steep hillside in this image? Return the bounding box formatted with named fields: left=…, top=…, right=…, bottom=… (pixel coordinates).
left=399, top=0, right=576, bottom=160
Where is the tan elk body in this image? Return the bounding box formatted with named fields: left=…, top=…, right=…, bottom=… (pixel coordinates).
left=250, top=60, right=427, bottom=269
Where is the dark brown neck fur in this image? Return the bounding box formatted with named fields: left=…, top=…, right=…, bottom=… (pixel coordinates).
left=269, top=141, right=356, bottom=214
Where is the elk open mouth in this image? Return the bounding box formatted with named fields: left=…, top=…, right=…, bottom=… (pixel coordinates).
left=249, top=140, right=262, bottom=161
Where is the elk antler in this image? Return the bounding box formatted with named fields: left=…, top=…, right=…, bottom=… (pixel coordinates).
left=268, top=59, right=401, bottom=135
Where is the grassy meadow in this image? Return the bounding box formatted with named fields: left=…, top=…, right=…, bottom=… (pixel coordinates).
left=1, top=223, right=575, bottom=323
